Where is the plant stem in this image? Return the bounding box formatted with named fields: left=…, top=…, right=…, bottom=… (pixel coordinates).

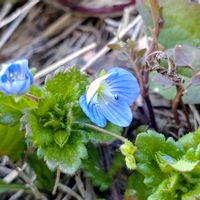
left=83, top=123, right=126, bottom=142
left=25, top=93, right=39, bottom=102
left=52, top=168, right=61, bottom=195
left=180, top=98, right=192, bottom=131
left=172, top=86, right=182, bottom=126
left=127, top=52, right=158, bottom=130
left=148, top=0, right=164, bottom=52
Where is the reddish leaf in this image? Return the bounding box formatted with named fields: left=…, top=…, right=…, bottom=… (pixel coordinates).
left=174, top=44, right=200, bottom=68
left=153, top=73, right=173, bottom=87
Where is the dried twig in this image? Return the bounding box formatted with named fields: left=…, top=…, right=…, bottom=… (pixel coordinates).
left=0, top=0, right=40, bottom=28
left=58, top=183, right=83, bottom=200
left=34, top=42, right=97, bottom=80
left=80, top=15, right=142, bottom=72
left=52, top=168, right=61, bottom=195
left=16, top=167, right=48, bottom=200
left=0, top=3, right=13, bottom=22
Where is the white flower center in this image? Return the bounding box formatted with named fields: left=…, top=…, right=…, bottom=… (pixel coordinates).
left=86, top=74, right=110, bottom=104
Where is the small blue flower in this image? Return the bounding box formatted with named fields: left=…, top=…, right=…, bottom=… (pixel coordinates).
left=80, top=67, right=140, bottom=127
left=0, top=59, right=33, bottom=95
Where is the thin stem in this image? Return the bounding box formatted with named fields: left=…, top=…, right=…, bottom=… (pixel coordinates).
left=52, top=168, right=61, bottom=195
left=148, top=0, right=163, bottom=52
left=75, top=122, right=126, bottom=142
left=180, top=98, right=192, bottom=131
left=86, top=123, right=126, bottom=142
left=25, top=93, right=39, bottom=102
left=172, top=86, right=182, bottom=126
left=126, top=52, right=158, bottom=130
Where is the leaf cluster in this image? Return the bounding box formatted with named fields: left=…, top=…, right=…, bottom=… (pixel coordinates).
left=131, top=129, right=200, bottom=200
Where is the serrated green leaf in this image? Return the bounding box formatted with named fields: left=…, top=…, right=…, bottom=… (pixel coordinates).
left=44, top=133, right=88, bottom=175
left=135, top=130, right=183, bottom=187
left=156, top=152, right=200, bottom=173
left=171, top=160, right=200, bottom=173
left=27, top=111, right=53, bottom=146
left=179, top=129, right=200, bottom=151
left=36, top=93, right=55, bottom=116
left=148, top=174, right=180, bottom=200
left=45, top=68, right=88, bottom=101
left=0, top=124, right=25, bottom=160
left=53, top=130, right=70, bottom=148
left=155, top=152, right=175, bottom=173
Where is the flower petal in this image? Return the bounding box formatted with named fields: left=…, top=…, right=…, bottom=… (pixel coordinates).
left=80, top=95, right=107, bottom=127
left=98, top=95, right=133, bottom=127
left=0, top=59, right=33, bottom=95
left=105, top=67, right=140, bottom=105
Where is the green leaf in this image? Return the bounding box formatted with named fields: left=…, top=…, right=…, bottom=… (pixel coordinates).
left=0, top=180, right=29, bottom=193
left=120, top=140, right=137, bottom=170
left=171, top=160, right=200, bottom=173
left=149, top=71, right=176, bottom=100
left=125, top=172, right=151, bottom=200
left=173, top=45, right=200, bottom=70
left=108, top=41, right=126, bottom=50
left=27, top=154, right=55, bottom=192
left=127, top=39, right=137, bottom=49
left=53, top=130, right=70, bottom=148
left=86, top=122, right=122, bottom=143
left=135, top=130, right=183, bottom=187
left=45, top=68, right=88, bottom=101
left=0, top=92, right=37, bottom=125
left=136, top=48, right=147, bottom=59
left=156, top=152, right=200, bottom=173
left=83, top=144, right=124, bottom=191
left=138, top=0, right=200, bottom=48
left=0, top=124, right=25, bottom=160
left=182, top=183, right=200, bottom=200
left=149, top=71, right=200, bottom=104
left=179, top=128, right=200, bottom=151
left=27, top=110, right=88, bottom=174
left=36, top=93, right=55, bottom=116
left=108, top=43, right=124, bottom=50
left=159, top=0, right=200, bottom=48
left=148, top=174, right=180, bottom=200
left=82, top=144, right=112, bottom=190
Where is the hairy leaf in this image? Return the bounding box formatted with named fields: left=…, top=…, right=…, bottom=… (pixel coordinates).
left=135, top=130, right=183, bottom=186
left=0, top=124, right=25, bottom=160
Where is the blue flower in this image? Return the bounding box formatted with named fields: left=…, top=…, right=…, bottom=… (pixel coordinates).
left=0, top=59, right=33, bottom=95
left=80, top=67, right=140, bottom=127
